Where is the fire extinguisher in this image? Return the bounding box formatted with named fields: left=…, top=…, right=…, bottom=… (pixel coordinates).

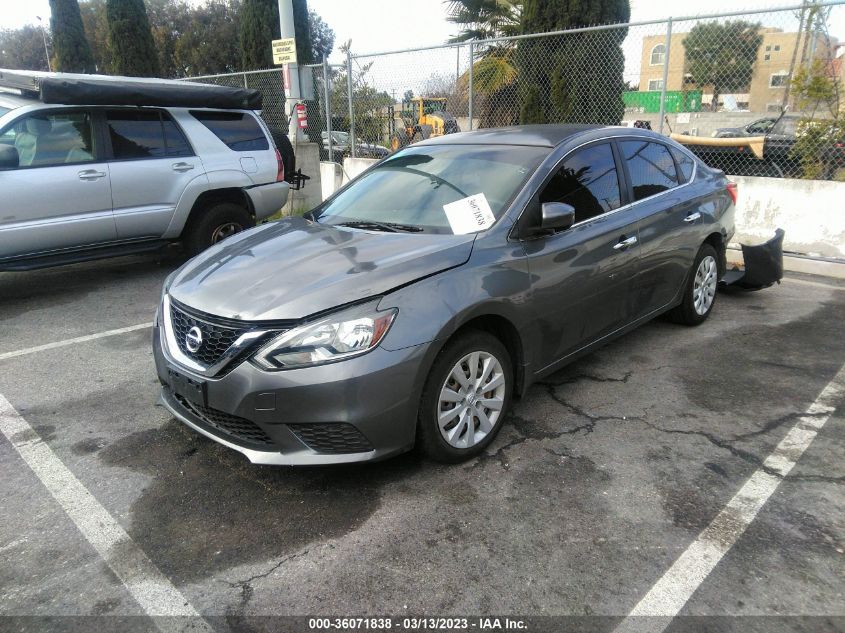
left=295, top=102, right=308, bottom=130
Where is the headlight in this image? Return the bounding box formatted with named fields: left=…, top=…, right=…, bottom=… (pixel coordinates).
left=155, top=271, right=179, bottom=326
left=252, top=302, right=397, bottom=370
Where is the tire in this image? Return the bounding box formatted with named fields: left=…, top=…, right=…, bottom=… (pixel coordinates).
left=269, top=130, right=296, bottom=182
left=391, top=128, right=409, bottom=151
left=668, top=243, right=719, bottom=326
left=417, top=330, right=513, bottom=463
left=183, top=202, right=254, bottom=257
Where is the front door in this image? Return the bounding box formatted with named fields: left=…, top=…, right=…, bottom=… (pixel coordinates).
left=521, top=142, right=641, bottom=372
left=0, top=109, right=115, bottom=260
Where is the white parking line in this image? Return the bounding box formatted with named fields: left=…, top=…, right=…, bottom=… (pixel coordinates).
left=615, top=363, right=845, bottom=633
left=0, top=394, right=211, bottom=631
left=0, top=323, right=152, bottom=362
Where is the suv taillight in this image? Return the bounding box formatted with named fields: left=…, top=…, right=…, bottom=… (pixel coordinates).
left=275, top=149, right=285, bottom=182
left=726, top=182, right=738, bottom=205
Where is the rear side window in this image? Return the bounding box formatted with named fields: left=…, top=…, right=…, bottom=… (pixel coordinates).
left=190, top=111, right=269, bottom=151
left=106, top=110, right=192, bottom=160
left=620, top=140, right=679, bottom=201
left=540, top=143, right=621, bottom=224
left=671, top=147, right=695, bottom=182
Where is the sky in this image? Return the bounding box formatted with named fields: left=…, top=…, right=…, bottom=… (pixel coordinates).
left=2, top=0, right=845, bottom=93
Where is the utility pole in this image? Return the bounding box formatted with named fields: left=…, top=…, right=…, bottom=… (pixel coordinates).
left=36, top=16, right=51, bottom=72
left=277, top=0, right=304, bottom=141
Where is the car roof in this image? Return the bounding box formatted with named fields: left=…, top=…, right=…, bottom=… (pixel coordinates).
left=417, top=124, right=674, bottom=149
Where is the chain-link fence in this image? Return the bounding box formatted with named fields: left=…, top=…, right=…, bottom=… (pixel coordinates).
left=186, top=1, right=845, bottom=181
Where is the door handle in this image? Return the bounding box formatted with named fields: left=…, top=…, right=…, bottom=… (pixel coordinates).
left=613, top=235, right=638, bottom=250
left=78, top=169, right=106, bottom=181
left=172, top=162, right=195, bottom=172
left=684, top=212, right=702, bottom=223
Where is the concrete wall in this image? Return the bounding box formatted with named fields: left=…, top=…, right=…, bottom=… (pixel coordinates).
left=341, top=157, right=379, bottom=185
left=282, top=142, right=322, bottom=215
left=732, top=175, right=845, bottom=259
left=320, top=162, right=342, bottom=200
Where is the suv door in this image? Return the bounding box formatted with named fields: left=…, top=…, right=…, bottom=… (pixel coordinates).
left=521, top=142, right=641, bottom=371
left=103, top=109, right=198, bottom=239
left=0, top=109, right=115, bottom=260
left=618, top=139, right=700, bottom=317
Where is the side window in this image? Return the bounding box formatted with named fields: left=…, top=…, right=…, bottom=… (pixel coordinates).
left=670, top=147, right=695, bottom=183
left=0, top=111, right=95, bottom=169
left=539, top=143, right=621, bottom=224
left=620, top=140, right=679, bottom=201
left=190, top=110, right=269, bottom=151
left=106, top=110, right=191, bottom=160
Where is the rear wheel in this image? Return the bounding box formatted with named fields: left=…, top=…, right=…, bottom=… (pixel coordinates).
left=417, top=330, right=513, bottom=463
left=183, top=202, right=254, bottom=256
left=668, top=243, right=719, bottom=325
left=391, top=128, right=409, bottom=151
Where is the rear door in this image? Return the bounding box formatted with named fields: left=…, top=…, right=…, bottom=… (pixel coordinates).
left=104, top=109, right=198, bottom=239
left=0, top=108, right=115, bottom=260
left=618, top=139, right=700, bottom=317
left=522, top=142, right=641, bottom=371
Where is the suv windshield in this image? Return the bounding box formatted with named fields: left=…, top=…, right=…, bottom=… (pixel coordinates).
left=314, top=144, right=547, bottom=234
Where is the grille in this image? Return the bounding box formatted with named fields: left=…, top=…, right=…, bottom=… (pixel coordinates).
left=287, top=423, right=374, bottom=454
left=170, top=302, right=250, bottom=367
left=175, top=394, right=276, bottom=449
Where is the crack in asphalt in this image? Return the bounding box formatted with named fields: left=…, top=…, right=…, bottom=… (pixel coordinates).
left=222, top=547, right=314, bottom=625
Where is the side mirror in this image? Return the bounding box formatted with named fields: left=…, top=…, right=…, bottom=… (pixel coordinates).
left=0, top=144, right=19, bottom=169
left=540, top=202, right=576, bottom=232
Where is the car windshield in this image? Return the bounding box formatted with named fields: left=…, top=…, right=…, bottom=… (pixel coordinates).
left=313, top=144, right=548, bottom=234
left=772, top=117, right=797, bottom=136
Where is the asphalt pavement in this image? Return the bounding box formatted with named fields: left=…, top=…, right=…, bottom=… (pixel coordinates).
left=0, top=252, right=843, bottom=633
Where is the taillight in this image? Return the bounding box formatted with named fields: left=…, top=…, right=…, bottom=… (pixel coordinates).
left=726, top=182, right=738, bottom=205
left=275, top=149, right=285, bottom=182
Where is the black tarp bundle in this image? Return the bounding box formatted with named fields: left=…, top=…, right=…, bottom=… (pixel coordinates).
left=38, top=77, right=263, bottom=110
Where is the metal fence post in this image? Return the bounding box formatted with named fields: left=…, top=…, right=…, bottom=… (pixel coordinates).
left=346, top=48, right=356, bottom=158
left=243, top=73, right=248, bottom=88
left=323, top=56, right=334, bottom=164
left=658, top=17, right=672, bottom=135
left=468, top=41, right=474, bottom=131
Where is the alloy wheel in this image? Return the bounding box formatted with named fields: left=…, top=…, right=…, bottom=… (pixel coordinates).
left=211, top=222, right=243, bottom=244
left=693, top=254, right=718, bottom=315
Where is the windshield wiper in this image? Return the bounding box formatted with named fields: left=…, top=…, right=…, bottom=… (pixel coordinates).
left=336, top=220, right=424, bottom=233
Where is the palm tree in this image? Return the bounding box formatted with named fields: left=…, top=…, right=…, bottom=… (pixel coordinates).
left=446, top=0, right=522, bottom=126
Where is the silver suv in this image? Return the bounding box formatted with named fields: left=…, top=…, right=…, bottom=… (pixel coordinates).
left=0, top=72, right=289, bottom=270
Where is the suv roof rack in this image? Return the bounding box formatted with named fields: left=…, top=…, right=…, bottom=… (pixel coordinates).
left=0, top=69, right=262, bottom=110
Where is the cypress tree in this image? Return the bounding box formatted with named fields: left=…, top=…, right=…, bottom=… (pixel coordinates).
left=239, top=0, right=280, bottom=70
left=106, top=0, right=160, bottom=76
left=518, top=0, right=630, bottom=125
left=292, top=0, right=313, bottom=64
left=49, top=0, right=96, bottom=73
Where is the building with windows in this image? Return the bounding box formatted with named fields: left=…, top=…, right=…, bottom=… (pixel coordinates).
left=638, top=28, right=837, bottom=112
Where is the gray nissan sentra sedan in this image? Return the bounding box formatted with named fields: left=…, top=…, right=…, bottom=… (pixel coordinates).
left=153, top=125, right=735, bottom=465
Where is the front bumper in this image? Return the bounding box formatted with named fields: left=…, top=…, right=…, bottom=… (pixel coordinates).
left=245, top=181, right=290, bottom=221
left=153, top=323, right=429, bottom=465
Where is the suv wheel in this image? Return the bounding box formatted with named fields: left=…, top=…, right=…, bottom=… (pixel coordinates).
left=184, top=202, right=254, bottom=256
left=417, top=330, right=513, bottom=462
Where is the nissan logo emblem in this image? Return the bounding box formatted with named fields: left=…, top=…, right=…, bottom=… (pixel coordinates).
left=185, top=326, right=203, bottom=353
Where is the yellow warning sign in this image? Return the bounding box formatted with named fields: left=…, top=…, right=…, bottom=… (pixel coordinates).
left=272, top=38, right=297, bottom=65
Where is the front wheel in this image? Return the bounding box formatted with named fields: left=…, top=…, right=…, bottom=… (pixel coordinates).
left=417, top=330, right=513, bottom=462
left=183, top=202, right=254, bottom=257
left=668, top=243, right=719, bottom=325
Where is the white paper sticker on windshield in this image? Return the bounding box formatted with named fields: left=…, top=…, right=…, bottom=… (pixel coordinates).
left=443, top=193, right=496, bottom=235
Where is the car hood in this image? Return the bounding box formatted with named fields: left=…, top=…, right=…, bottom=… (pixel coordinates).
left=168, top=217, right=476, bottom=321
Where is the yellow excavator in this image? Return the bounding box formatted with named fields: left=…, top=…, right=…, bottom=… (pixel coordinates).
left=390, top=97, right=460, bottom=151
